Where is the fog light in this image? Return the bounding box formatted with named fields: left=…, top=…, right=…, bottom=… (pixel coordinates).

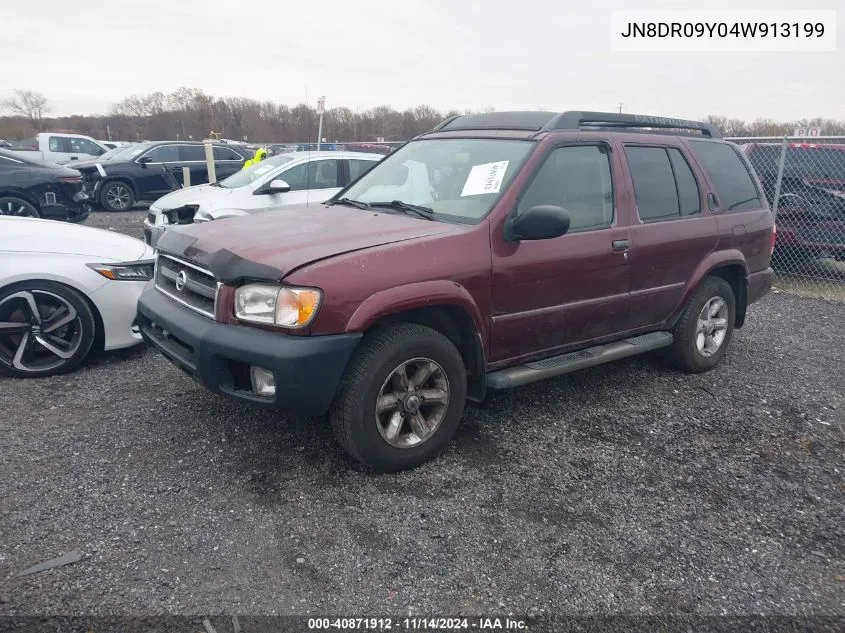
left=250, top=366, right=276, bottom=397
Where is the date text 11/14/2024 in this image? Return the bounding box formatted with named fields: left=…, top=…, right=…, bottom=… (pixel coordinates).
left=307, top=617, right=529, bottom=630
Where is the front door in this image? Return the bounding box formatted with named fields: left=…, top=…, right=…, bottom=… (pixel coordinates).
left=490, top=142, right=632, bottom=365
left=136, top=144, right=181, bottom=199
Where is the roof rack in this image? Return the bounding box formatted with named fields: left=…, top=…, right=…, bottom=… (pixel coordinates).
left=429, top=110, right=721, bottom=139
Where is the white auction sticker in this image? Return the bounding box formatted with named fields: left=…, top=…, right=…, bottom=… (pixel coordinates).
left=461, top=161, right=509, bottom=197
left=95, top=163, right=107, bottom=178
left=253, top=165, right=272, bottom=176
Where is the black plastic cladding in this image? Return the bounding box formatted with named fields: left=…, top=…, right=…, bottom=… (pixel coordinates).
left=429, top=110, right=722, bottom=139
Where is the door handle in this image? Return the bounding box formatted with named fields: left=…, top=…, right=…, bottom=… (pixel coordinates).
left=612, top=239, right=629, bottom=252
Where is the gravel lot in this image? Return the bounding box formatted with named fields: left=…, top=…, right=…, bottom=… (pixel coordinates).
left=1, top=209, right=843, bottom=628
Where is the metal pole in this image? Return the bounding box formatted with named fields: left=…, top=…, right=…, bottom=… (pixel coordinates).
left=770, top=135, right=788, bottom=219
left=182, top=167, right=191, bottom=188
left=204, top=139, right=216, bottom=184
left=316, top=114, right=323, bottom=151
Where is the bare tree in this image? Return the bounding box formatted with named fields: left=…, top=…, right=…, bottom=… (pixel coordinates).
left=2, top=89, right=51, bottom=129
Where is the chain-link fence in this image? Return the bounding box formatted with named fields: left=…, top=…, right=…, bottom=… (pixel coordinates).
left=728, top=136, right=845, bottom=301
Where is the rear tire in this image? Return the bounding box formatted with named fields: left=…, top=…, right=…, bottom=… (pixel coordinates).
left=0, top=196, right=39, bottom=218
left=329, top=323, right=467, bottom=472
left=99, top=181, right=135, bottom=212
left=668, top=276, right=735, bottom=373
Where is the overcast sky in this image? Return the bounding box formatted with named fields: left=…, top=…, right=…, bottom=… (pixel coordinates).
left=3, top=0, right=842, bottom=121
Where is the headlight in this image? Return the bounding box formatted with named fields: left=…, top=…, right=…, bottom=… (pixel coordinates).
left=87, top=260, right=155, bottom=281
left=234, top=284, right=321, bottom=328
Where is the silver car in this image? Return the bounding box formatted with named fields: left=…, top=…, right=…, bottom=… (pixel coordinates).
left=143, top=150, right=383, bottom=247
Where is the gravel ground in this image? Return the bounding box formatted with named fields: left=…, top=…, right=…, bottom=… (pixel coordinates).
left=1, top=209, right=843, bottom=627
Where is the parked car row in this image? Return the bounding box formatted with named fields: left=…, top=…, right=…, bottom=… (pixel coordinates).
left=1, top=111, right=778, bottom=474
left=741, top=142, right=845, bottom=262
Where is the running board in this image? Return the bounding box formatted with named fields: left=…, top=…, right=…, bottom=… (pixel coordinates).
left=486, top=332, right=674, bottom=389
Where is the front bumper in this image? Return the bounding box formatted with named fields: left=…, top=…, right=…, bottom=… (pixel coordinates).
left=137, top=287, right=362, bottom=416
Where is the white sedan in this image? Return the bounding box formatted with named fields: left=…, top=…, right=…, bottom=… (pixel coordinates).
left=0, top=216, right=154, bottom=377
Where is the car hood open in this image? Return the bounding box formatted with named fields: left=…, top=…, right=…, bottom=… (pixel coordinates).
left=154, top=204, right=462, bottom=284
left=150, top=184, right=229, bottom=212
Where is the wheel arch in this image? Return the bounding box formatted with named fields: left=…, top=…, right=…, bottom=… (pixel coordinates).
left=360, top=304, right=487, bottom=403
left=669, top=252, right=749, bottom=329
left=99, top=176, right=139, bottom=202
left=0, top=276, right=106, bottom=351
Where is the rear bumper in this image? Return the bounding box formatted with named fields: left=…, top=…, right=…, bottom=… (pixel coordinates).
left=136, top=287, right=362, bottom=416
left=748, top=267, right=774, bottom=305
left=40, top=200, right=90, bottom=223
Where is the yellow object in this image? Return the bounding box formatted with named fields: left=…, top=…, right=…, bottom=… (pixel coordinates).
left=242, top=147, right=268, bottom=170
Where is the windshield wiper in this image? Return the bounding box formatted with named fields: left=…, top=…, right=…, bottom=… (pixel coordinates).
left=370, top=200, right=435, bottom=220
left=327, top=197, right=372, bottom=210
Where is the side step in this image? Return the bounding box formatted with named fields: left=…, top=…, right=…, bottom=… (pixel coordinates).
left=486, top=331, right=674, bottom=389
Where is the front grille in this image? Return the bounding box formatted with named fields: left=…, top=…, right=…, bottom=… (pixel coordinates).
left=154, top=253, right=218, bottom=319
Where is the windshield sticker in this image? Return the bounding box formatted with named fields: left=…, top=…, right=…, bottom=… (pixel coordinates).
left=461, top=160, right=509, bottom=197
left=253, top=165, right=273, bottom=176
left=95, top=163, right=106, bottom=178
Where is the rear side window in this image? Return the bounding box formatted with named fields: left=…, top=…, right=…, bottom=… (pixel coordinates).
left=668, top=148, right=701, bottom=215
left=179, top=145, right=206, bottom=161
left=689, top=141, right=762, bottom=211
left=48, top=136, right=66, bottom=153
left=213, top=146, right=243, bottom=161
left=348, top=159, right=377, bottom=182
left=625, top=146, right=681, bottom=221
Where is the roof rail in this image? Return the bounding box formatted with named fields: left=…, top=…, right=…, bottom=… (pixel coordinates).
left=426, top=110, right=721, bottom=139
left=544, top=111, right=721, bottom=138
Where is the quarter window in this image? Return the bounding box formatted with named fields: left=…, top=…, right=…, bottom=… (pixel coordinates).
left=689, top=140, right=762, bottom=211
left=517, top=145, right=614, bottom=231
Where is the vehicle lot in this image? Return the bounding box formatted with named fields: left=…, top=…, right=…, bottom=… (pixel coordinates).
left=1, top=210, right=843, bottom=619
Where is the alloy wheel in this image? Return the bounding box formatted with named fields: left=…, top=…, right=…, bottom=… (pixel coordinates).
left=0, top=290, right=83, bottom=373
left=105, top=185, right=132, bottom=210
left=375, top=357, right=450, bottom=448
left=695, top=297, right=729, bottom=357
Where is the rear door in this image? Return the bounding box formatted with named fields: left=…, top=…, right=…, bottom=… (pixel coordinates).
left=44, top=135, right=71, bottom=163
left=213, top=145, right=247, bottom=180
left=179, top=144, right=210, bottom=187
left=67, top=137, right=106, bottom=162
left=620, top=140, right=719, bottom=329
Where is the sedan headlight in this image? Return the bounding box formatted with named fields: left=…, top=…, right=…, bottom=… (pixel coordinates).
left=234, top=284, right=322, bottom=328
left=87, top=260, right=155, bottom=281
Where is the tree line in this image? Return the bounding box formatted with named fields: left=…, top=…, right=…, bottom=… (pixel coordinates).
left=2, top=88, right=844, bottom=143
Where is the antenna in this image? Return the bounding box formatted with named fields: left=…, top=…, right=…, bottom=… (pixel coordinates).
left=618, top=103, right=623, bottom=113
left=304, top=85, right=312, bottom=206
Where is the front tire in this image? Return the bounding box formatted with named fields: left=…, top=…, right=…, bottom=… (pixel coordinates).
left=99, top=181, right=135, bottom=212
left=668, top=276, right=735, bottom=373
left=0, top=281, right=97, bottom=378
left=0, top=196, right=39, bottom=218
left=330, top=323, right=467, bottom=472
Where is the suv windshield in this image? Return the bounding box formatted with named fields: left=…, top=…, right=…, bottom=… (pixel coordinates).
left=217, top=154, right=296, bottom=189
left=338, top=138, right=535, bottom=222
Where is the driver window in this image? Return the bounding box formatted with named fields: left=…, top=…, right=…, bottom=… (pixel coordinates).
left=517, top=145, right=614, bottom=231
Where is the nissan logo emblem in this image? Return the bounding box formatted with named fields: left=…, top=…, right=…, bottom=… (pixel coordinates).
left=175, top=270, right=187, bottom=292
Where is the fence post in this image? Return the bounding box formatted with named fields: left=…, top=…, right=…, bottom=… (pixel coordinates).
left=770, top=135, right=788, bottom=219
left=204, top=139, right=216, bottom=184
left=182, top=167, right=191, bottom=188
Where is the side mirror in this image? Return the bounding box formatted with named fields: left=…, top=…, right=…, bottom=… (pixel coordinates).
left=506, top=205, right=571, bottom=241
left=254, top=179, right=290, bottom=195
left=138, top=156, right=152, bottom=168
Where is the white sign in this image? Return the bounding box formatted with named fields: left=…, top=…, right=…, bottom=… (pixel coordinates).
left=793, top=127, right=822, bottom=137
left=461, top=161, right=510, bottom=197
left=316, top=97, right=326, bottom=115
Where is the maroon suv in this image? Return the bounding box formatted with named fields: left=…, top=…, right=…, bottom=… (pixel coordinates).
left=138, top=111, right=775, bottom=472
